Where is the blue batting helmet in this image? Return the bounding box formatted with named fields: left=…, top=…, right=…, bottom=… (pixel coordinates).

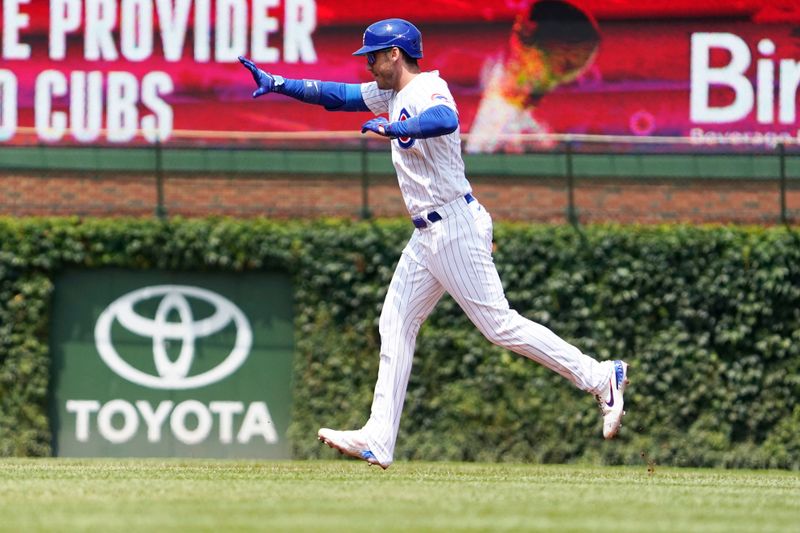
left=353, top=18, right=423, bottom=59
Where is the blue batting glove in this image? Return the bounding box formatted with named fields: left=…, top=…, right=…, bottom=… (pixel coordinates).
left=238, top=56, right=277, bottom=98
left=361, top=117, right=393, bottom=137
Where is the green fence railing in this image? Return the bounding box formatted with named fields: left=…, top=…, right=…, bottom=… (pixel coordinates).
left=1, top=138, right=798, bottom=224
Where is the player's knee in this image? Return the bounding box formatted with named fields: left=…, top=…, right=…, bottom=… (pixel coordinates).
left=477, top=317, right=515, bottom=347
left=378, top=313, right=396, bottom=338
left=379, top=313, right=423, bottom=346
left=481, top=327, right=506, bottom=346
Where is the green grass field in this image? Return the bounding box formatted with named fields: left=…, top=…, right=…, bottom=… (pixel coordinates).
left=1, top=459, right=798, bottom=532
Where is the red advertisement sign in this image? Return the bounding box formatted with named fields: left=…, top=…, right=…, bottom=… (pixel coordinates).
left=1, top=1, right=799, bottom=150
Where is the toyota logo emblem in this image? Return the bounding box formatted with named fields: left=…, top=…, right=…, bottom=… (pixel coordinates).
left=94, top=285, right=253, bottom=390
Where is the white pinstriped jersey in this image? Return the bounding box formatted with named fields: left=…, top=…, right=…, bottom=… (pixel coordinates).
left=340, top=69, right=614, bottom=470
left=361, top=71, right=471, bottom=215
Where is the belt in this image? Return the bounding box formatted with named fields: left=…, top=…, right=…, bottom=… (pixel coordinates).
left=412, top=193, right=475, bottom=229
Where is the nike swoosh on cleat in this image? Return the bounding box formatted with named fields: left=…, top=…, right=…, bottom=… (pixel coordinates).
left=606, top=379, right=615, bottom=407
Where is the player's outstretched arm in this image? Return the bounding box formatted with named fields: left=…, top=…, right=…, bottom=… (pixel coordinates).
left=361, top=105, right=458, bottom=139
left=239, top=56, right=369, bottom=112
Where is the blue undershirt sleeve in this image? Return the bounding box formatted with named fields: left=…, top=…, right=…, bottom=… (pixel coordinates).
left=278, top=79, right=369, bottom=112
left=388, top=105, right=458, bottom=139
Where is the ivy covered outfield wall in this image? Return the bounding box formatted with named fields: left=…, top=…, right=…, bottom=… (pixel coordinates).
left=1, top=218, right=799, bottom=468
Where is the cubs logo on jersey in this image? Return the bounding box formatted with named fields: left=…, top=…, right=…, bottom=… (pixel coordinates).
left=359, top=71, right=469, bottom=215
left=397, top=108, right=414, bottom=149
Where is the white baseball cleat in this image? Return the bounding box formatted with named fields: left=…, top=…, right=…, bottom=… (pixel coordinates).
left=317, top=428, right=388, bottom=469
left=597, top=360, right=630, bottom=439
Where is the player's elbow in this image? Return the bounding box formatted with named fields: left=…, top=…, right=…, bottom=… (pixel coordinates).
left=418, top=105, right=458, bottom=138
left=437, top=106, right=459, bottom=134
left=441, top=115, right=458, bottom=134
left=321, top=82, right=370, bottom=112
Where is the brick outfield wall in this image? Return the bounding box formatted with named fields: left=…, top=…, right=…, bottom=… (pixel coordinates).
left=1, top=171, right=798, bottom=224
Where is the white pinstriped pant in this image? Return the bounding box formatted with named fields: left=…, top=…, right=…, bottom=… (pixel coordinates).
left=361, top=196, right=613, bottom=466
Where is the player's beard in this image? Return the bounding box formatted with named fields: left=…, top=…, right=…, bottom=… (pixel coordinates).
left=369, top=59, right=398, bottom=91
left=372, top=69, right=394, bottom=90
left=374, top=76, right=391, bottom=90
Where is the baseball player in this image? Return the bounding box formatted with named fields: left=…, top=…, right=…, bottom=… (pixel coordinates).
left=239, top=18, right=629, bottom=469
